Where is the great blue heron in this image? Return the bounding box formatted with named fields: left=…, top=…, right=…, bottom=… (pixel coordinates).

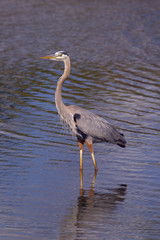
left=41, top=51, right=126, bottom=171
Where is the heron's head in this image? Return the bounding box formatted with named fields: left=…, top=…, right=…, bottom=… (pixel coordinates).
left=40, top=51, right=69, bottom=61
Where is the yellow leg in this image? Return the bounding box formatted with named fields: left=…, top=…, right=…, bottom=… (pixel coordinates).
left=92, top=169, right=98, bottom=188
left=80, top=169, right=84, bottom=195
left=80, top=149, right=83, bottom=170
left=91, top=152, right=98, bottom=171
left=88, top=170, right=98, bottom=197
left=78, top=140, right=84, bottom=171
left=85, top=141, right=98, bottom=171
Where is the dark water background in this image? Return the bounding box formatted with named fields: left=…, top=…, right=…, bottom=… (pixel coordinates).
left=0, top=0, right=160, bottom=239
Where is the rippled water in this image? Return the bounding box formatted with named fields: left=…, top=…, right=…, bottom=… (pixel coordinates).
left=0, top=0, right=160, bottom=239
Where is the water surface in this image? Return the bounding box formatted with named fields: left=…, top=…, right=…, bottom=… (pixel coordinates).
left=0, top=0, right=160, bottom=239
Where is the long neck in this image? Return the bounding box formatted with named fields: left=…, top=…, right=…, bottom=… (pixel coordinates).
left=55, top=57, right=71, bottom=114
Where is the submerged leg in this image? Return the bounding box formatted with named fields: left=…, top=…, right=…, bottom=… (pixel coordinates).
left=85, top=140, right=98, bottom=171
left=78, top=140, right=84, bottom=171
left=88, top=170, right=98, bottom=197
left=80, top=170, right=84, bottom=195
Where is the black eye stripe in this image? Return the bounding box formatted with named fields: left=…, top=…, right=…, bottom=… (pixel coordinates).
left=59, top=51, right=68, bottom=56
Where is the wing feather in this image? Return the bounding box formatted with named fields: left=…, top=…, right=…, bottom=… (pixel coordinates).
left=73, top=107, right=122, bottom=143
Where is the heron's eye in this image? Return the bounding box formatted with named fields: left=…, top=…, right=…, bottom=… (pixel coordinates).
left=59, top=53, right=63, bottom=57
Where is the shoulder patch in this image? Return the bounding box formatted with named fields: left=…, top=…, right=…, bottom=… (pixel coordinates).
left=73, top=113, right=81, bottom=123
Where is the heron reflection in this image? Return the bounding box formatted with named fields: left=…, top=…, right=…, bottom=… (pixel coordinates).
left=60, top=172, right=127, bottom=240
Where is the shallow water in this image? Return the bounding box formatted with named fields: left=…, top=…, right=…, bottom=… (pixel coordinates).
left=0, top=0, right=160, bottom=239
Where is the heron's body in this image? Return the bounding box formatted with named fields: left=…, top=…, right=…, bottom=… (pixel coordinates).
left=41, top=51, right=126, bottom=171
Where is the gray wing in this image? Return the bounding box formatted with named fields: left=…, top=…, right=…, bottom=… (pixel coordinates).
left=71, top=106, right=126, bottom=146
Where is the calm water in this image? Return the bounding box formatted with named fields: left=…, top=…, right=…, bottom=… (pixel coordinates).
left=0, top=0, right=160, bottom=239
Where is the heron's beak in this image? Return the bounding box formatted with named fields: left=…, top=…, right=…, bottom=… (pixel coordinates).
left=40, top=55, right=56, bottom=60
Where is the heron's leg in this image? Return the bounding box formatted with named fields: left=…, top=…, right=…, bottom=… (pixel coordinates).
left=78, top=140, right=84, bottom=171
left=88, top=170, right=97, bottom=197
left=80, top=170, right=84, bottom=194
left=85, top=140, right=98, bottom=171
